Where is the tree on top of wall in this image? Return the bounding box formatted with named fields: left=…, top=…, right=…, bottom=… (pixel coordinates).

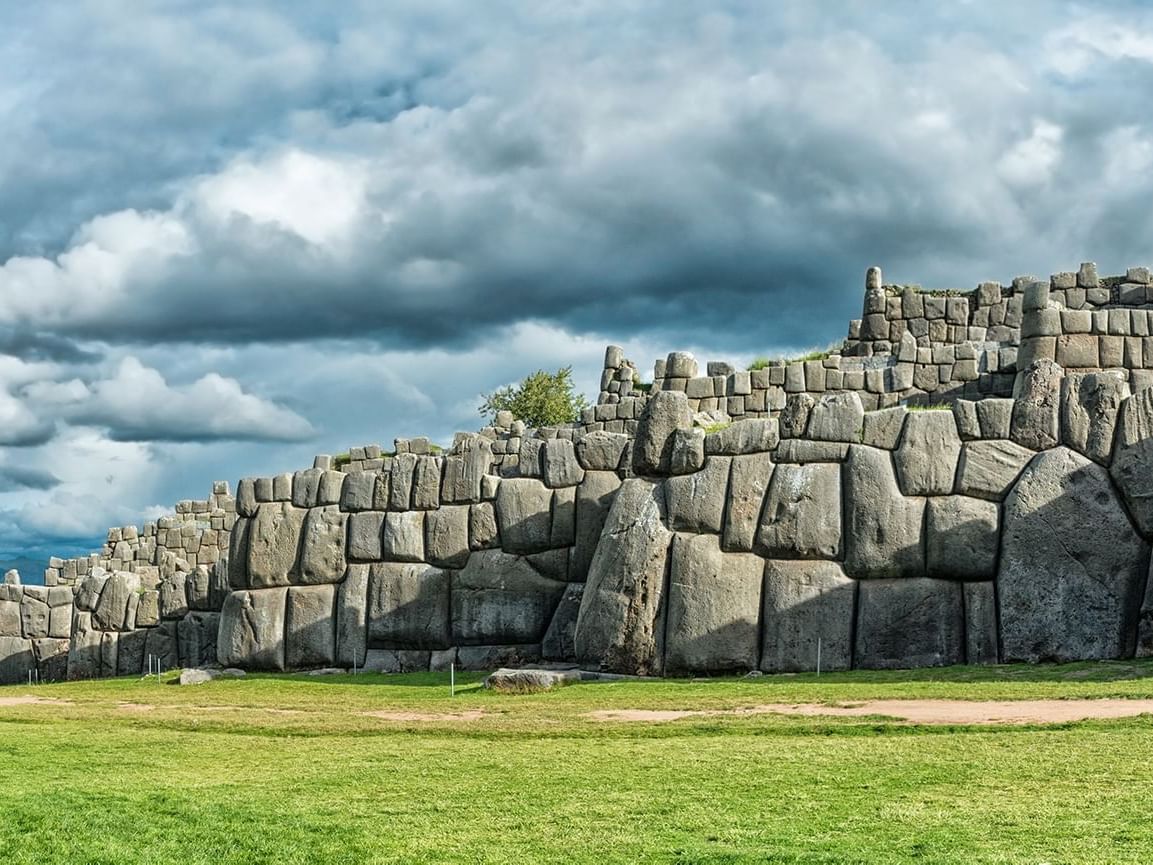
left=479, top=367, right=590, bottom=427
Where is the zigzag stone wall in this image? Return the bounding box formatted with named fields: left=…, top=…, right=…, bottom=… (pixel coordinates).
left=4, top=262, right=1153, bottom=683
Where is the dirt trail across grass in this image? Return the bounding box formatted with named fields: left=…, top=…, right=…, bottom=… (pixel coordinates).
left=586, top=699, right=1153, bottom=725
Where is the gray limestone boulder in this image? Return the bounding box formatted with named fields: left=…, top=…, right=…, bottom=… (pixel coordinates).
left=247, top=502, right=305, bottom=588
left=285, top=585, right=336, bottom=668
left=855, top=579, right=965, bottom=669
left=0, top=635, right=34, bottom=684
left=452, top=549, right=567, bottom=646
left=75, top=572, right=108, bottom=612
left=388, top=453, right=418, bottom=510
left=954, top=440, right=1034, bottom=501
left=425, top=505, right=471, bottom=569
left=669, top=428, right=705, bottom=475
left=381, top=511, right=426, bottom=563
left=340, top=471, right=378, bottom=512
left=143, top=621, right=179, bottom=673
left=292, top=468, right=323, bottom=509
left=347, top=511, right=385, bottom=562
left=573, top=479, right=673, bottom=675
left=412, top=456, right=442, bottom=510
left=317, top=470, right=345, bottom=506
left=33, top=638, right=69, bottom=682
left=186, top=564, right=228, bottom=611
left=217, top=587, right=288, bottom=671
left=363, top=649, right=431, bottom=673
left=663, top=534, right=762, bottom=673
left=807, top=392, right=864, bottom=442
left=456, top=644, right=541, bottom=670
left=227, top=517, right=251, bottom=589
left=704, top=418, right=779, bottom=455
left=441, top=436, right=493, bottom=504
left=551, top=486, right=576, bottom=548
left=67, top=612, right=109, bottom=680
left=367, top=562, right=451, bottom=648
left=495, top=478, right=555, bottom=554
left=843, top=445, right=925, bottom=580
left=779, top=393, right=815, bottom=439
left=576, top=431, right=629, bottom=471
left=1061, top=371, right=1128, bottom=465
left=755, top=463, right=841, bottom=559
left=894, top=410, right=962, bottom=496
left=572, top=471, right=623, bottom=581
left=542, top=439, right=585, bottom=488
left=632, top=390, right=692, bottom=475
left=0, top=598, right=19, bottom=637
left=177, top=611, right=219, bottom=668
left=964, top=582, right=1000, bottom=665
left=19, top=597, right=49, bottom=639
left=925, top=496, right=999, bottom=581
left=1000, top=447, right=1149, bottom=662
left=722, top=453, right=773, bottom=553
left=976, top=399, right=1014, bottom=439
left=236, top=478, right=258, bottom=517
left=860, top=406, right=907, bottom=450
left=1011, top=359, right=1063, bottom=450
left=1109, top=387, right=1153, bottom=536
left=135, top=590, right=160, bottom=628
left=92, top=571, right=141, bottom=631
left=469, top=502, right=500, bottom=550
left=541, top=582, right=584, bottom=661
left=158, top=572, right=189, bottom=620
left=760, top=560, right=856, bottom=673
left=664, top=456, right=731, bottom=534
left=335, top=564, right=369, bottom=668
left=483, top=667, right=580, bottom=692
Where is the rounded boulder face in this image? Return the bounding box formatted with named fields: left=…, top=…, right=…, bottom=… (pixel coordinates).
left=632, top=391, right=692, bottom=476
left=1000, top=446, right=1150, bottom=663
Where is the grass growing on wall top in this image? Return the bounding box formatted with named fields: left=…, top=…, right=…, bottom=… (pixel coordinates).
left=1, top=660, right=1153, bottom=863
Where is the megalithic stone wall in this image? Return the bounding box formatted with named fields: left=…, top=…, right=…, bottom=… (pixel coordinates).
left=8, top=261, right=1153, bottom=685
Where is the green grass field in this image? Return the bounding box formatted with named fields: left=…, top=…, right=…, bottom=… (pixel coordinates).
left=2, top=660, right=1153, bottom=864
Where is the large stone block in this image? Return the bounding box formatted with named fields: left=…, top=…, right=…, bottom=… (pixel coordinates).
left=441, top=437, right=492, bottom=504
left=632, top=390, right=692, bottom=475
left=807, top=392, right=864, bottom=442
left=340, top=470, right=377, bottom=512
left=495, top=478, right=554, bottom=554
left=411, top=456, right=442, bottom=510
left=217, top=588, right=288, bottom=671
left=925, top=496, right=999, bottom=581
left=451, top=550, right=567, bottom=646
left=663, top=534, right=762, bottom=673
left=1000, top=447, right=1149, bottom=662
left=92, top=572, right=141, bottom=632
left=381, top=511, right=426, bottom=563
left=542, top=439, right=585, bottom=488
left=469, top=503, right=500, bottom=550
left=425, top=505, right=471, bottom=569
left=291, top=468, right=323, bottom=509
left=227, top=516, right=251, bottom=589
left=0, top=636, right=34, bottom=684
left=964, top=581, right=999, bottom=665
left=20, top=596, right=50, bottom=639
left=347, top=511, right=385, bottom=562
left=576, top=431, right=628, bottom=471
left=367, top=563, right=450, bottom=648
left=1061, top=372, right=1128, bottom=465
left=572, top=471, right=622, bottom=581
left=574, top=479, right=673, bottom=675
left=33, top=637, right=70, bottom=682
left=894, top=410, right=962, bottom=496
left=843, top=445, right=925, bottom=579
left=1109, top=388, right=1153, bottom=536
left=855, top=579, right=964, bottom=669
left=143, top=621, right=179, bottom=673
left=704, top=418, right=779, bottom=455
left=336, top=564, right=369, bottom=668
left=722, top=453, right=773, bottom=553
left=1010, top=359, right=1063, bottom=450
left=755, top=463, right=841, bottom=559
left=186, top=564, right=228, bottom=611
left=541, top=583, right=584, bottom=661
left=285, top=585, right=335, bottom=668
left=247, top=502, right=305, bottom=588
left=665, top=456, right=731, bottom=534
left=760, top=560, right=856, bottom=673
left=178, top=611, right=219, bottom=668
left=296, top=506, right=348, bottom=583
left=388, top=453, right=418, bottom=510
left=0, top=599, right=20, bottom=637
left=954, top=440, right=1033, bottom=501
left=67, top=612, right=106, bottom=680
left=550, top=486, right=576, bottom=547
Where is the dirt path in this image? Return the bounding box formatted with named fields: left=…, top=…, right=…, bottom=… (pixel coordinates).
left=0, top=695, right=70, bottom=707
left=586, top=699, right=1153, bottom=725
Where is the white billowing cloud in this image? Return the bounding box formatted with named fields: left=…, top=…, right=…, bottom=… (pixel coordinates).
left=41, top=357, right=316, bottom=442
left=997, top=120, right=1064, bottom=188
left=1046, top=16, right=1153, bottom=75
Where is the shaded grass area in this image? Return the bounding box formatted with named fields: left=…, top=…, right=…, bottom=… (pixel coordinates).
left=1, top=660, right=1152, bottom=863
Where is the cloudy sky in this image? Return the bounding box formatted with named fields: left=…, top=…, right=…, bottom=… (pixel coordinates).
left=1, top=0, right=1151, bottom=576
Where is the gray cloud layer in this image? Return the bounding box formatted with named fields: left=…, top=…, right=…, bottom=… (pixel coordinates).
left=1, top=0, right=1152, bottom=557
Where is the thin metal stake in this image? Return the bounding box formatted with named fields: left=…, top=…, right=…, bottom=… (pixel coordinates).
left=816, top=637, right=822, bottom=677
left=450, top=662, right=455, bottom=698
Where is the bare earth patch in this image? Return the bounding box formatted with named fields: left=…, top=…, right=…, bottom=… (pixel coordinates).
left=586, top=699, right=1153, bottom=725
left=0, top=695, right=71, bottom=707
left=361, top=709, right=488, bottom=722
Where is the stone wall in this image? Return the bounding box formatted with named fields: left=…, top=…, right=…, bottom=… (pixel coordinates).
left=7, top=261, right=1153, bottom=684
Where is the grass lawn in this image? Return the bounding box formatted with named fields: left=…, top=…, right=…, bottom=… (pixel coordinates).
left=1, top=660, right=1153, bottom=864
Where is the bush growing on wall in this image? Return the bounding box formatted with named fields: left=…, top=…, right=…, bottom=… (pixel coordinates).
left=480, top=367, right=590, bottom=427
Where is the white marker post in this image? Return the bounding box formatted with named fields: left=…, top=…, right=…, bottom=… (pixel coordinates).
left=816, top=637, right=822, bottom=677
left=450, top=662, right=455, bottom=698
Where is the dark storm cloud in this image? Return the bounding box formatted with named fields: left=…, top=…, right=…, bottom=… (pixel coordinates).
left=0, top=466, right=59, bottom=492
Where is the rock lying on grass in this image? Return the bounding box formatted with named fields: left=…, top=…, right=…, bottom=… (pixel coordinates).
left=483, top=667, right=582, bottom=693
left=177, top=667, right=247, bottom=686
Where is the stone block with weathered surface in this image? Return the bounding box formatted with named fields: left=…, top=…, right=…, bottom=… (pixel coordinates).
left=572, top=471, right=622, bottom=581
left=336, top=564, right=369, bottom=668
left=217, top=588, right=288, bottom=671
left=855, top=578, right=964, bottom=669
left=451, top=550, right=567, bottom=646
left=495, top=478, right=554, bottom=554
left=954, top=440, right=1033, bottom=500
left=755, top=462, right=841, bottom=559
left=760, top=560, right=856, bottom=673
left=247, top=502, right=305, bottom=588
left=664, top=456, right=730, bottom=534
left=1000, top=447, right=1149, bottom=662
left=367, top=563, right=450, bottom=649
left=1011, top=360, right=1063, bottom=450
left=297, top=506, right=347, bottom=584
left=1061, top=372, right=1127, bottom=465
left=632, top=390, right=692, bottom=475
left=894, top=410, right=962, bottom=496
left=663, top=534, right=762, bottom=673
left=574, top=479, right=673, bottom=675
left=925, top=496, right=999, bottom=581
left=722, top=453, right=773, bottom=553
left=1109, top=387, right=1153, bottom=536
left=285, top=585, right=335, bottom=668
left=843, top=445, right=925, bottom=580
left=425, top=505, right=471, bottom=569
